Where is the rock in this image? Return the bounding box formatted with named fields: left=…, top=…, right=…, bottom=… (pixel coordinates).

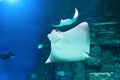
left=101, top=51, right=117, bottom=65
left=27, top=73, right=38, bottom=80
left=91, top=33, right=96, bottom=39
left=72, top=62, right=86, bottom=80
left=101, top=65, right=120, bottom=72
left=90, top=24, right=120, bottom=47
left=90, top=46, right=101, bottom=57
left=84, top=57, right=102, bottom=70
left=110, top=70, right=120, bottom=80
left=55, top=63, right=73, bottom=80
left=32, top=63, right=55, bottom=80
left=89, top=72, right=113, bottom=80
left=84, top=46, right=102, bottom=71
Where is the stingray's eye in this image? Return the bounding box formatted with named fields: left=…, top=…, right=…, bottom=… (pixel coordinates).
left=54, top=29, right=60, bottom=32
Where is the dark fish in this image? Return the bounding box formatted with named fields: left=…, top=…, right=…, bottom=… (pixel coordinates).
left=0, top=52, right=15, bottom=60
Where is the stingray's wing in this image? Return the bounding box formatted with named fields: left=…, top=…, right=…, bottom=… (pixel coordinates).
left=64, top=22, right=89, bottom=36
left=63, top=22, right=90, bottom=45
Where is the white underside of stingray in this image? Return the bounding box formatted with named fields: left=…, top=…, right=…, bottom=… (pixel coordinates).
left=46, top=22, right=90, bottom=63
left=52, top=8, right=79, bottom=27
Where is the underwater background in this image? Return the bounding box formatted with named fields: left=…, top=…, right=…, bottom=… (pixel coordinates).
left=0, top=0, right=120, bottom=80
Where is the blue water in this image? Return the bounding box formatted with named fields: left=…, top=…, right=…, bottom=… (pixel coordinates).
left=0, top=0, right=43, bottom=80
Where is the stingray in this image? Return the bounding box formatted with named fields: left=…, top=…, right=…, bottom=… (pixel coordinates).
left=46, top=22, right=90, bottom=63
left=52, top=8, right=79, bottom=27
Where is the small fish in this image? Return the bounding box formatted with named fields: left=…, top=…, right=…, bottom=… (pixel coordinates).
left=0, top=51, right=15, bottom=60
left=38, top=44, right=43, bottom=49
